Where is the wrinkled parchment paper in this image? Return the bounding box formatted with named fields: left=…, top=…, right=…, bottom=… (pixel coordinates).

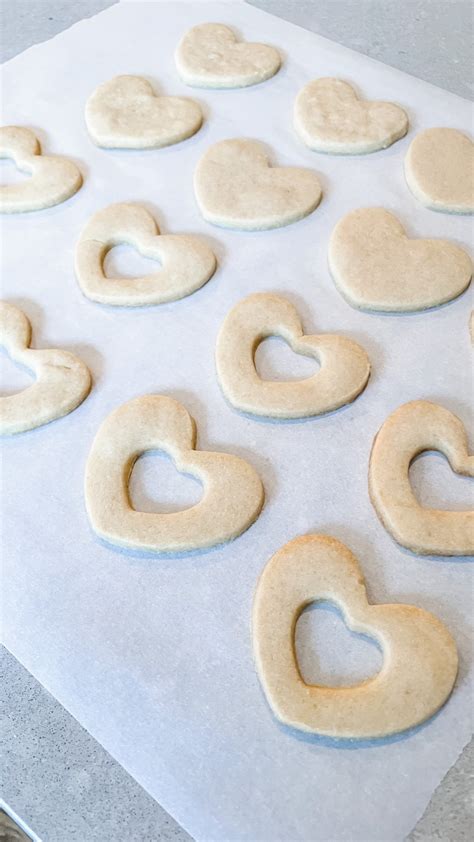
left=1, top=2, right=473, bottom=839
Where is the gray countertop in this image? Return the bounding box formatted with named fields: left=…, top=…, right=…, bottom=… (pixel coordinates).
left=2, top=1, right=473, bottom=840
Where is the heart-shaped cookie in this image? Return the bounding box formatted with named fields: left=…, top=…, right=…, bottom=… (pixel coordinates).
left=253, top=534, right=458, bottom=738
left=328, top=207, right=472, bottom=311
left=294, top=78, right=408, bottom=154
left=85, top=395, right=264, bottom=553
left=216, top=293, right=370, bottom=418
left=75, top=202, right=216, bottom=306
left=85, top=75, right=203, bottom=149
left=0, top=126, right=82, bottom=213
left=0, top=302, right=91, bottom=435
left=194, top=139, right=322, bottom=230
left=175, top=23, right=281, bottom=89
left=405, top=128, right=474, bottom=214
left=369, top=400, right=474, bottom=556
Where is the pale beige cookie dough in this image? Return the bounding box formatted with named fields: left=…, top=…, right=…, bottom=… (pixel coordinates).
left=0, top=126, right=82, bottom=213
left=85, top=75, right=203, bottom=149
left=175, top=23, right=281, bottom=89
left=85, top=395, right=264, bottom=553
left=253, top=534, right=458, bottom=739
left=75, top=202, right=216, bottom=306
left=216, top=293, right=370, bottom=418
left=194, top=139, right=322, bottom=230
left=405, top=128, right=474, bottom=214
left=369, top=400, right=474, bottom=556
left=328, top=207, right=472, bottom=312
left=0, top=302, right=91, bottom=435
left=294, top=78, right=408, bottom=154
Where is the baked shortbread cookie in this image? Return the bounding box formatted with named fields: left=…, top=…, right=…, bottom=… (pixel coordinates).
left=369, top=400, right=474, bottom=556
left=75, top=202, right=216, bottom=306
left=194, top=138, right=322, bottom=230
left=253, top=534, right=458, bottom=738
left=405, top=128, right=474, bottom=213
left=0, top=126, right=82, bottom=213
left=175, top=23, right=280, bottom=88
left=85, top=395, right=264, bottom=553
left=216, top=293, right=370, bottom=418
left=0, top=302, right=91, bottom=435
left=295, top=78, right=408, bottom=154
left=328, top=207, right=472, bottom=311
left=85, top=75, right=202, bottom=149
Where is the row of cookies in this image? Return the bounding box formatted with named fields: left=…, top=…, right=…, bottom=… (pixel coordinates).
left=74, top=201, right=471, bottom=311
left=2, top=117, right=473, bottom=218
left=1, top=297, right=472, bottom=559
left=85, top=72, right=409, bottom=155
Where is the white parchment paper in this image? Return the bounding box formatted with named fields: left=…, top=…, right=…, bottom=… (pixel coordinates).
left=1, top=2, right=473, bottom=840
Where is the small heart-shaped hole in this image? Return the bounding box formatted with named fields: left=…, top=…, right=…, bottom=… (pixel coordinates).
left=255, top=336, right=320, bottom=382
left=0, top=158, right=31, bottom=185
left=0, top=349, right=34, bottom=396
left=410, top=451, right=474, bottom=511
left=295, top=601, right=382, bottom=687
left=104, top=244, right=162, bottom=280
left=129, top=449, right=203, bottom=514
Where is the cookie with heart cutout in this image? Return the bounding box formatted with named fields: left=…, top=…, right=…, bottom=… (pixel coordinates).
left=194, top=138, right=322, bottom=230
left=0, top=302, right=91, bottom=435
left=405, top=128, right=474, bottom=214
left=215, top=292, right=370, bottom=418
left=75, top=202, right=216, bottom=306
left=294, top=78, right=408, bottom=154
left=85, top=394, right=264, bottom=554
left=328, top=207, right=472, bottom=312
left=369, top=400, right=474, bottom=556
left=85, top=75, right=203, bottom=149
left=253, top=533, right=458, bottom=739
left=175, top=23, right=281, bottom=89
left=0, top=126, right=82, bottom=213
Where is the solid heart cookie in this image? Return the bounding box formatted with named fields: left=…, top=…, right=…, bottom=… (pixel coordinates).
left=175, top=23, right=281, bottom=89
left=294, top=78, right=408, bottom=154
left=85, top=75, right=203, bottom=149
left=405, top=128, right=474, bottom=214
left=194, top=139, right=322, bottom=230
left=369, top=400, right=474, bottom=556
left=253, top=534, right=458, bottom=739
left=75, top=202, right=216, bottom=306
left=216, top=293, right=370, bottom=418
left=85, top=394, right=264, bottom=553
left=328, top=207, right=472, bottom=312
left=0, top=126, right=82, bottom=213
left=0, top=302, right=91, bottom=435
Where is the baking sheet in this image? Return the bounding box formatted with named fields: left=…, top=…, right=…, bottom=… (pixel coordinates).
left=1, top=1, right=473, bottom=839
